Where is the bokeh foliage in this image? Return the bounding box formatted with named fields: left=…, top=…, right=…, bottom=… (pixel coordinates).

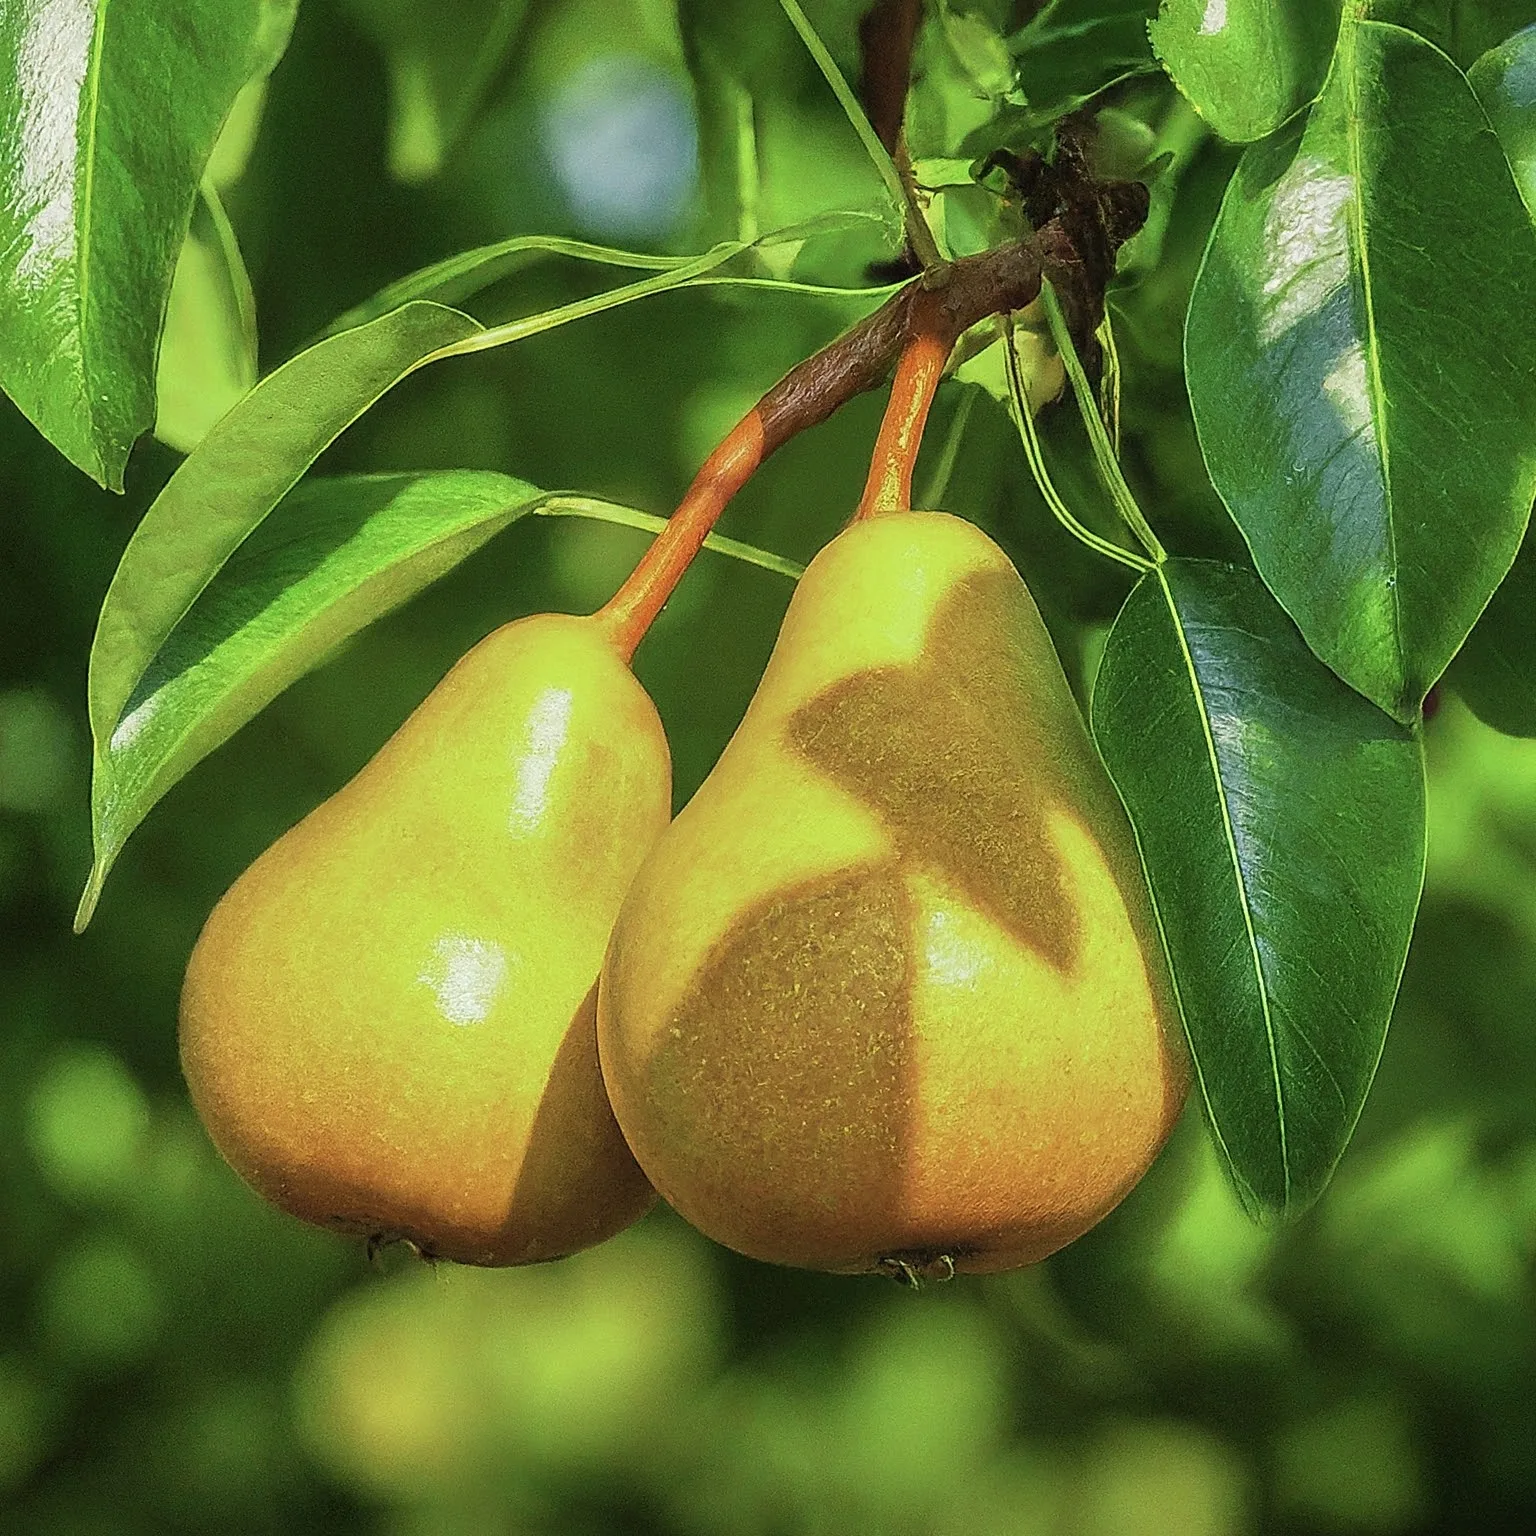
left=4, top=0, right=1536, bottom=1532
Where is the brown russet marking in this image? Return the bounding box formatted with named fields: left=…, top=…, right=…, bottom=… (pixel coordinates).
left=787, top=568, right=1083, bottom=974
left=650, top=865, right=916, bottom=1264
left=637, top=566, right=1128, bottom=1269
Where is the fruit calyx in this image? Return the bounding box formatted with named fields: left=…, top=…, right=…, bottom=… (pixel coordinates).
left=878, top=1251, right=960, bottom=1288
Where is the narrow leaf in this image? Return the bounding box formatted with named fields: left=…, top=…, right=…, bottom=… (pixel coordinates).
left=324, top=214, right=890, bottom=336
left=87, top=300, right=484, bottom=780
left=1186, top=17, right=1536, bottom=720
left=1092, top=558, right=1425, bottom=1217
left=154, top=182, right=258, bottom=453
left=1149, top=0, right=1339, bottom=142
left=0, top=0, right=292, bottom=487
left=78, top=471, right=802, bottom=925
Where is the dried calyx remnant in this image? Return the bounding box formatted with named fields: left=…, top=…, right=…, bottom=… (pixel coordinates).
left=879, top=1251, right=960, bottom=1288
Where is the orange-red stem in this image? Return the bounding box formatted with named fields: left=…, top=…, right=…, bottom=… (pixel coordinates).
left=595, top=410, right=768, bottom=661
left=854, top=324, right=954, bottom=520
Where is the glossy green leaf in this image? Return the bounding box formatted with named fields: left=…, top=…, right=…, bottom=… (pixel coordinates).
left=1185, top=17, right=1536, bottom=721
left=1149, top=0, right=1339, bottom=142
left=87, top=300, right=484, bottom=804
left=77, top=470, right=803, bottom=926
left=1092, top=558, right=1425, bottom=1217
left=154, top=183, right=258, bottom=453
left=1448, top=528, right=1536, bottom=736
left=0, top=0, right=293, bottom=488
left=340, top=0, right=529, bottom=182
left=1470, top=20, right=1536, bottom=220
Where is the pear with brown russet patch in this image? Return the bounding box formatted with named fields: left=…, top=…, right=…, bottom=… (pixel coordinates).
left=598, top=511, right=1187, bottom=1276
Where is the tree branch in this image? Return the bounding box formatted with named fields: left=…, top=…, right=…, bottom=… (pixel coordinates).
left=858, top=0, right=924, bottom=154
left=596, top=153, right=1149, bottom=655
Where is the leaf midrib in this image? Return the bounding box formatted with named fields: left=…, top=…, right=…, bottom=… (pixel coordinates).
left=1158, top=566, right=1291, bottom=1208
left=1343, top=17, right=1406, bottom=698
left=75, top=0, right=111, bottom=439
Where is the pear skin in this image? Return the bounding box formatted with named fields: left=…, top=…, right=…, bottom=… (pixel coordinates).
left=597, top=512, right=1187, bottom=1276
left=180, top=614, right=665, bottom=1266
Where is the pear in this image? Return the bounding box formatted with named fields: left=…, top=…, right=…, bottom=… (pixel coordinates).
left=180, top=613, right=666, bottom=1265
left=597, top=512, right=1186, bottom=1277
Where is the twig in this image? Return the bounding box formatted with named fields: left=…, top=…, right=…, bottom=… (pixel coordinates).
left=858, top=0, right=924, bottom=153
left=596, top=149, right=1152, bottom=655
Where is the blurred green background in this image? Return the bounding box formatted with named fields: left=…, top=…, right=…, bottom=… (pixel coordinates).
left=4, top=1, right=1536, bottom=1531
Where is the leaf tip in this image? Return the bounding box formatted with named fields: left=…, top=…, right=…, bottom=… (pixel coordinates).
left=73, top=859, right=110, bottom=934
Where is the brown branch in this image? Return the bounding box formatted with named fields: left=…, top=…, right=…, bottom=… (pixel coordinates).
left=858, top=0, right=925, bottom=154
left=596, top=159, right=1149, bottom=654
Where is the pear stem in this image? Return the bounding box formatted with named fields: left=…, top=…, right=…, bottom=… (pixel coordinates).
left=855, top=318, right=955, bottom=519
left=595, top=411, right=769, bottom=662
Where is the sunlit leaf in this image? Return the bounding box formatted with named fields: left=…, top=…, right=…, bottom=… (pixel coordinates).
left=78, top=472, right=801, bottom=927
left=1092, top=557, right=1425, bottom=1217
left=1185, top=16, right=1536, bottom=720
left=1149, top=0, right=1338, bottom=142
left=0, top=0, right=295, bottom=487
left=87, top=300, right=484, bottom=808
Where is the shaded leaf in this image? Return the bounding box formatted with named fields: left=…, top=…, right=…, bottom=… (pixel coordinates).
left=1092, top=558, right=1425, bottom=1217
left=1448, top=527, right=1536, bottom=736
left=1149, top=0, right=1339, bottom=142
left=1470, top=20, right=1536, bottom=220
left=1010, top=0, right=1160, bottom=123
left=78, top=472, right=802, bottom=926
left=154, top=183, right=258, bottom=453
left=1185, top=17, right=1536, bottom=721
left=0, top=0, right=293, bottom=487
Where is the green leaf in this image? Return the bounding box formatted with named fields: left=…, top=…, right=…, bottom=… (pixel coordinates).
left=1470, top=21, right=1536, bottom=221
left=78, top=471, right=802, bottom=927
left=1363, top=1, right=1451, bottom=51
left=205, top=0, right=298, bottom=187
left=1448, top=527, right=1536, bottom=736
left=1008, top=0, right=1161, bottom=125
left=774, top=0, right=906, bottom=231
left=324, top=215, right=890, bottom=336
left=0, top=0, right=294, bottom=488
left=154, top=183, right=258, bottom=454
left=90, top=236, right=778, bottom=790
left=1369, top=2, right=1536, bottom=67
left=1185, top=17, right=1536, bottom=721
left=86, top=300, right=484, bottom=811
left=340, top=0, right=530, bottom=183
left=1091, top=558, right=1425, bottom=1218
left=1149, top=0, right=1339, bottom=142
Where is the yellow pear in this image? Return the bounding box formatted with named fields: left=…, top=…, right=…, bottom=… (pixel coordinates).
left=180, top=613, right=666, bottom=1265
left=598, top=512, right=1187, bottom=1277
